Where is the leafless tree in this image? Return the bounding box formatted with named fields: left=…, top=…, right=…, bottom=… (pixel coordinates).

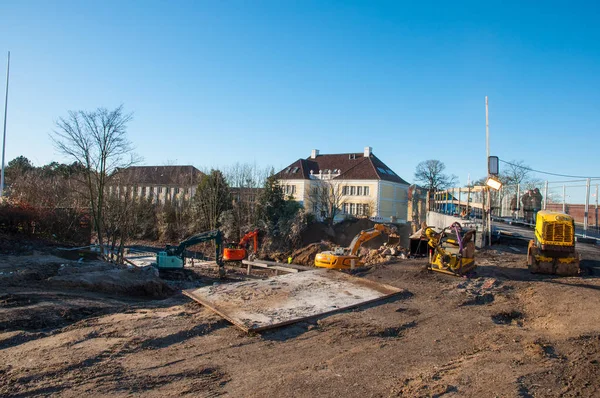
left=306, top=179, right=346, bottom=225
left=414, top=160, right=458, bottom=192
left=221, top=162, right=272, bottom=240
left=52, top=105, right=138, bottom=256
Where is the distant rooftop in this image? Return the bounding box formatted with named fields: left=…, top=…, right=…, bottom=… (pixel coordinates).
left=113, top=165, right=204, bottom=185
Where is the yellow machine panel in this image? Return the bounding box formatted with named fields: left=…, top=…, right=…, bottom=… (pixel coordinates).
left=527, top=211, right=579, bottom=276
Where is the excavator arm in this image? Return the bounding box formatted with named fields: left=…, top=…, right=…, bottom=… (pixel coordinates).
left=238, top=229, right=259, bottom=253
left=348, top=224, right=399, bottom=255
left=159, top=230, right=224, bottom=276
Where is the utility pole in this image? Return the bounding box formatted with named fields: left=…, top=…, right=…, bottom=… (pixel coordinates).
left=485, top=96, right=490, bottom=160
left=485, top=96, right=491, bottom=246
left=0, top=51, right=10, bottom=198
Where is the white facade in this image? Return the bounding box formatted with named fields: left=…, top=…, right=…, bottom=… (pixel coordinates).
left=278, top=177, right=409, bottom=223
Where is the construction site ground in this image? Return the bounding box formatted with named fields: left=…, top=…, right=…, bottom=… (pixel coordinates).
left=2, top=241, right=600, bottom=397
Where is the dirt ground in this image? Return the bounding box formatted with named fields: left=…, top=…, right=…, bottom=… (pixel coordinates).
left=2, top=243, right=600, bottom=397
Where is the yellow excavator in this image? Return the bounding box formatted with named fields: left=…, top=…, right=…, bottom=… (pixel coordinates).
left=527, top=210, right=579, bottom=275
left=425, top=222, right=477, bottom=276
left=314, top=224, right=400, bottom=269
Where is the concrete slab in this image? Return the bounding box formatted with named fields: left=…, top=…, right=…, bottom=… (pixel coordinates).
left=183, top=269, right=404, bottom=332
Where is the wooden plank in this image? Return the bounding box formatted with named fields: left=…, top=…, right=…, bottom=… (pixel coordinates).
left=183, top=269, right=404, bottom=332
left=248, top=259, right=314, bottom=272
left=241, top=260, right=300, bottom=273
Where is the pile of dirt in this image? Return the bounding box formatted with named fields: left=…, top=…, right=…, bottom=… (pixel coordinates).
left=301, top=218, right=413, bottom=249
left=332, top=218, right=381, bottom=247
left=300, top=222, right=335, bottom=245
left=290, top=242, right=334, bottom=266
left=360, top=243, right=408, bottom=265
left=0, top=233, right=65, bottom=255
left=49, top=262, right=174, bottom=298
left=456, top=277, right=509, bottom=306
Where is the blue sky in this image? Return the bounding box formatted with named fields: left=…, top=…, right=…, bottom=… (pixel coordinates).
left=1, top=0, right=599, bottom=186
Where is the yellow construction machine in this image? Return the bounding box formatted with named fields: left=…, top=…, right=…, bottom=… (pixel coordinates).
left=527, top=210, right=580, bottom=276
left=425, top=222, right=477, bottom=276
left=314, top=224, right=400, bottom=269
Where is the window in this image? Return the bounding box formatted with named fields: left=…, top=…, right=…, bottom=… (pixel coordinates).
left=183, top=188, right=188, bottom=195
left=343, top=203, right=349, bottom=214
left=357, top=186, right=363, bottom=196
left=342, top=186, right=348, bottom=195
left=350, top=203, right=356, bottom=215
left=141, top=187, right=147, bottom=197
left=291, top=167, right=299, bottom=173
left=313, top=187, right=318, bottom=195
left=158, top=187, right=163, bottom=193
left=364, top=186, right=369, bottom=195
left=166, top=187, right=171, bottom=195
left=285, top=167, right=291, bottom=173
left=350, top=186, right=356, bottom=195
left=363, top=204, right=370, bottom=215
left=149, top=187, right=154, bottom=198
left=175, top=187, right=180, bottom=194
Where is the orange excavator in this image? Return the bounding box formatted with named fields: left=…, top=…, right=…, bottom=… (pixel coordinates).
left=223, top=229, right=260, bottom=261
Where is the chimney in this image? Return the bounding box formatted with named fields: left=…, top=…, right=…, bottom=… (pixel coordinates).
left=310, top=149, right=319, bottom=159
left=364, top=146, right=372, bottom=157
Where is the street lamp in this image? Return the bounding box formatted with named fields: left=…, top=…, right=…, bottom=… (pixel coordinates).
left=485, top=176, right=502, bottom=191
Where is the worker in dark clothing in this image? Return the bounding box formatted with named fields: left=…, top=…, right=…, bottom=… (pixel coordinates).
left=521, top=190, right=533, bottom=224
left=510, top=195, right=518, bottom=220
left=531, top=188, right=543, bottom=223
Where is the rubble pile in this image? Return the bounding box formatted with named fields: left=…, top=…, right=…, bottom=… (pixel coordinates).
left=361, top=243, right=408, bottom=265
left=290, top=242, right=334, bottom=266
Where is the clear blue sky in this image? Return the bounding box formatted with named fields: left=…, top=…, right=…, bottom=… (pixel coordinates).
left=1, top=0, right=599, bottom=186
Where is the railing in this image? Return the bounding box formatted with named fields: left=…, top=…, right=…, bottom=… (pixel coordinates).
left=431, top=178, right=600, bottom=238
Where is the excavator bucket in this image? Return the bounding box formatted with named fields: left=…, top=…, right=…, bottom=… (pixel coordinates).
left=387, top=234, right=400, bottom=246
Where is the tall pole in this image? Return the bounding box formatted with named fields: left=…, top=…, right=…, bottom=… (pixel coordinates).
left=485, top=96, right=491, bottom=245
left=485, top=96, right=490, bottom=160
left=584, top=178, right=590, bottom=237
left=0, top=51, right=10, bottom=198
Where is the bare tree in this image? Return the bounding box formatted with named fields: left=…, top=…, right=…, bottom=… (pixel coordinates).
left=414, top=160, right=458, bottom=192
left=52, top=105, right=137, bottom=256
left=306, top=179, right=346, bottom=225
left=222, top=162, right=272, bottom=240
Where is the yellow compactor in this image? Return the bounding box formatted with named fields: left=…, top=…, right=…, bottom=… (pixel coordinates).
left=527, top=210, right=580, bottom=276
left=314, top=224, right=399, bottom=269
left=425, top=222, right=477, bottom=276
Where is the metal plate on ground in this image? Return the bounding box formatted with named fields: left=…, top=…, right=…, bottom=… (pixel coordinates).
left=183, top=269, right=404, bottom=332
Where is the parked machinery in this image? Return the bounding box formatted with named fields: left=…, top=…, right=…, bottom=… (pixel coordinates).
left=314, top=224, right=400, bottom=269
left=425, top=222, right=477, bottom=276
left=156, top=229, right=225, bottom=277
left=527, top=210, right=579, bottom=276
left=223, top=229, right=259, bottom=262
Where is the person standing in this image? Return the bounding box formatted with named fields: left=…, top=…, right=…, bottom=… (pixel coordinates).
left=532, top=188, right=543, bottom=223
left=510, top=195, right=518, bottom=220
left=521, top=190, right=532, bottom=224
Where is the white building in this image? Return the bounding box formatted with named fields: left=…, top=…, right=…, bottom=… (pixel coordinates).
left=109, top=165, right=203, bottom=204
left=276, top=147, right=409, bottom=223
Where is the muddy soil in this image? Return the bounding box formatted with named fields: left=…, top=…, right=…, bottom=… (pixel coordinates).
left=2, top=244, right=600, bottom=397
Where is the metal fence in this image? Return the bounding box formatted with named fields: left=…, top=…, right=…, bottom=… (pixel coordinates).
left=431, top=178, right=600, bottom=238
